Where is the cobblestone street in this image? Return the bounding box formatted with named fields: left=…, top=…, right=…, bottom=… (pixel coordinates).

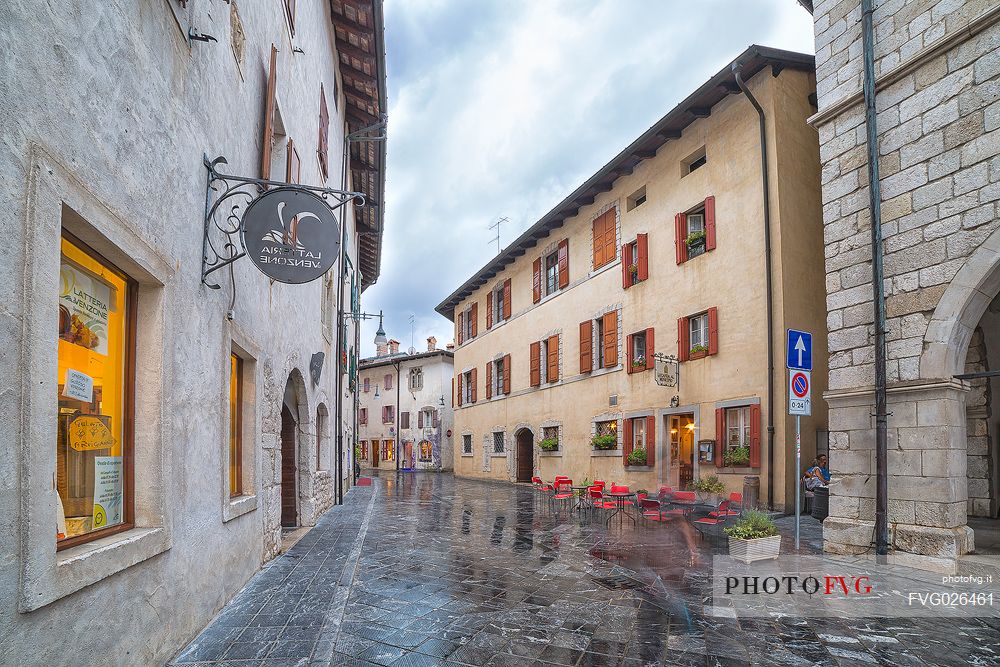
left=172, top=474, right=1000, bottom=666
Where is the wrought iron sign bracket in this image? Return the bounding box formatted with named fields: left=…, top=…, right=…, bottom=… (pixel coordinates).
left=200, top=154, right=366, bottom=289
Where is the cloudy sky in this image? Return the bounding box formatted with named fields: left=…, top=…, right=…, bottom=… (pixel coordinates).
left=359, top=0, right=815, bottom=356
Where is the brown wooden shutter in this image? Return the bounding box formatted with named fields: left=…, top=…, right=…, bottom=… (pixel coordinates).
left=705, top=196, right=717, bottom=251
left=715, top=408, right=725, bottom=468
left=621, top=243, right=630, bottom=288
left=677, top=317, right=690, bottom=362
left=457, top=311, right=464, bottom=345
left=285, top=138, right=300, bottom=184
left=674, top=212, right=687, bottom=264
left=530, top=341, right=541, bottom=386
left=603, top=310, right=618, bottom=368
left=486, top=293, right=493, bottom=330
left=261, top=44, right=278, bottom=180
left=470, top=303, right=478, bottom=338
left=485, top=362, right=493, bottom=399
left=602, top=211, right=616, bottom=265
left=532, top=257, right=542, bottom=303
left=401, top=412, right=409, bottom=429
left=645, top=327, right=655, bottom=370
left=456, top=376, right=462, bottom=406
left=557, top=239, right=569, bottom=289
left=579, top=320, right=593, bottom=373
left=708, top=307, right=719, bottom=355
left=451, top=378, right=455, bottom=408
left=626, top=333, right=634, bottom=374
left=592, top=216, right=604, bottom=268
left=750, top=404, right=761, bottom=468
left=418, top=410, right=424, bottom=428
left=646, top=415, right=656, bottom=466
left=503, top=354, right=511, bottom=394
left=503, top=279, right=511, bottom=319
left=318, top=84, right=330, bottom=179
left=547, top=335, right=559, bottom=382
left=623, top=418, right=633, bottom=463
left=360, top=408, right=366, bottom=425
left=470, top=367, right=477, bottom=403
left=637, top=233, right=649, bottom=281
left=433, top=410, right=440, bottom=428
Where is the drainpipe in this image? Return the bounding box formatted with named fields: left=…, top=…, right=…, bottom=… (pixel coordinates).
left=394, top=359, right=401, bottom=471
left=862, top=0, right=890, bottom=556
left=732, top=61, right=776, bottom=510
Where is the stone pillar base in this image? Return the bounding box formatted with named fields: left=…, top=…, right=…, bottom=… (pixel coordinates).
left=824, top=517, right=975, bottom=558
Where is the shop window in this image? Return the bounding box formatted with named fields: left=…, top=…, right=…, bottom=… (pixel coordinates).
left=382, top=439, right=394, bottom=461
left=230, top=353, right=244, bottom=496
left=463, top=434, right=473, bottom=454
left=418, top=441, right=433, bottom=462
left=56, top=234, right=135, bottom=548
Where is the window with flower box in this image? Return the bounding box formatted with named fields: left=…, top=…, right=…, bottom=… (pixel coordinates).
left=627, top=328, right=654, bottom=373
left=622, top=234, right=648, bottom=288
left=677, top=308, right=718, bottom=361
left=623, top=416, right=655, bottom=467
left=674, top=196, right=716, bottom=264
left=715, top=404, right=760, bottom=468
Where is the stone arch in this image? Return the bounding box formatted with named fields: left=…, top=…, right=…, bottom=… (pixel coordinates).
left=315, top=401, right=330, bottom=472
left=280, top=368, right=314, bottom=527
left=513, top=424, right=535, bottom=483
left=921, top=228, right=1000, bottom=380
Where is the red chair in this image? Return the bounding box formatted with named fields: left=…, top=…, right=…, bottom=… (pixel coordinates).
left=586, top=486, right=606, bottom=515
left=532, top=476, right=553, bottom=492
left=593, top=480, right=607, bottom=491
left=693, top=501, right=731, bottom=542
left=639, top=497, right=671, bottom=524
left=551, top=479, right=574, bottom=513
left=711, top=492, right=742, bottom=518
left=664, top=490, right=696, bottom=517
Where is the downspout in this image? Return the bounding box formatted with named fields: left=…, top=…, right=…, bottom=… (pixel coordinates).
left=333, top=126, right=351, bottom=506
left=394, top=360, right=401, bottom=472
left=862, top=0, right=890, bottom=556
left=353, top=316, right=360, bottom=482
left=732, top=61, right=776, bottom=510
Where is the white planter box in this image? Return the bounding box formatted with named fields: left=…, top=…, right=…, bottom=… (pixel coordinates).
left=728, top=535, right=781, bottom=563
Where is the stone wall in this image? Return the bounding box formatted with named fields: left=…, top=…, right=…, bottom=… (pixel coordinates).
left=964, top=327, right=993, bottom=517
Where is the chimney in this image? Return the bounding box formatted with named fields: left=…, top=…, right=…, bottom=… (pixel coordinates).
left=388, top=339, right=400, bottom=355
left=427, top=336, right=437, bottom=352
left=376, top=342, right=388, bottom=357
left=446, top=342, right=455, bottom=352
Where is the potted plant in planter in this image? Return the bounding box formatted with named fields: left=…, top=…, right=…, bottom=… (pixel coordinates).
left=539, top=437, right=559, bottom=452
left=631, top=355, right=646, bottom=370
left=686, top=230, right=706, bottom=249
left=689, top=343, right=709, bottom=358
left=724, top=446, right=750, bottom=468
left=627, top=263, right=639, bottom=281
left=626, top=448, right=647, bottom=466
left=690, top=475, right=726, bottom=504
left=724, top=510, right=781, bottom=563
left=592, top=434, right=617, bottom=450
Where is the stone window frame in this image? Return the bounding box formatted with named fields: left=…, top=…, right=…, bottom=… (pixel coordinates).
left=539, top=420, right=563, bottom=457
left=224, top=325, right=261, bottom=523
left=461, top=431, right=474, bottom=457
left=492, top=430, right=506, bottom=456
left=591, top=413, right=622, bottom=456
left=539, top=329, right=563, bottom=385
left=18, top=148, right=174, bottom=612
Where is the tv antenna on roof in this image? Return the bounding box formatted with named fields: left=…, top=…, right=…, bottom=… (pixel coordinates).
left=488, top=216, right=508, bottom=255
left=408, top=314, right=415, bottom=349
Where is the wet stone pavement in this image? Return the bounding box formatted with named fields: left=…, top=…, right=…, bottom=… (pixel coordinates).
left=172, top=473, right=1000, bottom=667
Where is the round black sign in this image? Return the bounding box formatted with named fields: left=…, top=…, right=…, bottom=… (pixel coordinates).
left=241, top=188, right=341, bottom=284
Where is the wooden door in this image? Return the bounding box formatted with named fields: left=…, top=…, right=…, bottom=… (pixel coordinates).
left=404, top=441, right=413, bottom=468
left=372, top=442, right=379, bottom=467
left=516, top=430, right=533, bottom=482
left=280, top=405, right=297, bottom=527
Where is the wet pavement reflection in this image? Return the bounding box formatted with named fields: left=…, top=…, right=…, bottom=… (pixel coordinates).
left=171, top=473, right=1000, bottom=666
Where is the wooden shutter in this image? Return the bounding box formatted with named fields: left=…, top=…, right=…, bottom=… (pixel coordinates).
left=485, top=362, right=492, bottom=400
left=579, top=320, right=593, bottom=373
left=602, top=211, right=616, bottom=266
left=530, top=341, right=541, bottom=386
left=457, top=376, right=462, bottom=406
left=674, top=212, right=687, bottom=264
left=623, top=418, right=633, bottom=463
left=705, top=196, right=717, bottom=251
left=750, top=404, right=761, bottom=468
left=433, top=410, right=440, bottom=428
left=470, top=367, right=477, bottom=403
left=532, top=257, right=542, bottom=303
left=360, top=408, right=366, bottom=425
left=418, top=410, right=424, bottom=428
left=486, top=293, right=493, bottom=329
left=451, top=378, right=455, bottom=408
left=547, top=335, right=559, bottom=382
left=626, top=333, right=634, bottom=374
left=708, top=307, right=719, bottom=355
left=637, top=233, right=649, bottom=281
left=645, top=327, right=655, bottom=370
left=457, top=311, right=465, bottom=345
left=715, top=408, right=725, bottom=468
left=677, top=317, right=690, bottom=362
left=621, top=243, right=630, bottom=288
left=602, top=310, right=618, bottom=368
left=592, top=216, right=605, bottom=268
left=261, top=44, right=278, bottom=180
left=286, top=138, right=301, bottom=184
left=318, top=84, right=330, bottom=179
left=646, top=415, right=656, bottom=466
left=503, top=279, right=511, bottom=319
left=470, top=303, right=478, bottom=337
left=557, top=239, right=569, bottom=289
left=503, top=354, right=511, bottom=394
left=401, top=412, right=409, bottom=429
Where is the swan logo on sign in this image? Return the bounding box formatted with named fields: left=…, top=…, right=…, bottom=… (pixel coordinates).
left=242, top=188, right=340, bottom=284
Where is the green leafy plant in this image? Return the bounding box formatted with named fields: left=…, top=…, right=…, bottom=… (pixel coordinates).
left=691, top=475, right=726, bottom=495
left=539, top=437, right=559, bottom=452
left=690, top=343, right=709, bottom=355
left=724, top=446, right=751, bottom=467
left=632, top=356, right=646, bottom=368
left=592, top=434, right=617, bottom=450
left=628, top=263, right=638, bottom=275
left=724, top=510, right=778, bottom=540
left=686, top=230, right=706, bottom=246
left=626, top=448, right=647, bottom=466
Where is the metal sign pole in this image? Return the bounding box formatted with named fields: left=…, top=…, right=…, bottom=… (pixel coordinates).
left=795, top=414, right=801, bottom=550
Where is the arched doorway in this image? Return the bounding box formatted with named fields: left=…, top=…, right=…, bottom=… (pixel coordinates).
left=280, top=404, right=297, bottom=527
left=515, top=428, right=533, bottom=482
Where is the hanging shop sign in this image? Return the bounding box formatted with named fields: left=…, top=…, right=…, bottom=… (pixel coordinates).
left=653, top=354, right=679, bottom=387
left=242, top=188, right=341, bottom=284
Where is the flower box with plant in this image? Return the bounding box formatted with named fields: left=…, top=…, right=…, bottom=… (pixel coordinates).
left=628, top=263, right=638, bottom=277
left=689, top=343, right=709, bottom=358
left=539, top=437, right=559, bottom=452
left=626, top=448, right=647, bottom=466
left=689, top=475, right=726, bottom=503
left=685, top=230, right=706, bottom=247
left=724, top=446, right=751, bottom=468
left=631, top=356, right=646, bottom=369
left=592, top=434, right=617, bottom=450
left=724, top=510, right=780, bottom=563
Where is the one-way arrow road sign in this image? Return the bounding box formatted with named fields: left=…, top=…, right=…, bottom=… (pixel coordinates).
left=786, top=329, right=812, bottom=371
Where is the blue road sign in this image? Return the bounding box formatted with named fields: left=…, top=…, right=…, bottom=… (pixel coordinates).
left=786, top=329, right=812, bottom=371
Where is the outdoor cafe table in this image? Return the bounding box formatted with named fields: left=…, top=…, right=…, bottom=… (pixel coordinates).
left=606, top=491, right=637, bottom=527
left=570, top=485, right=590, bottom=514
left=668, top=498, right=719, bottom=520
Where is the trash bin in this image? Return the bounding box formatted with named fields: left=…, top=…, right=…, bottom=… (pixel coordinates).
left=811, top=485, right=829, bottom=521
left=742, top=475, right=760, bottom=512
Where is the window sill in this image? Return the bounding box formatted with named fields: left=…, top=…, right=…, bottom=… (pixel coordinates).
left=589, top=257, right=621, bottom=278
left=461, top=452, right=475, bottom=457
left=624, top=465, right=655, bottom=472
left=688, top=351, right=711, bottom=361
left=223, top=492, right=258, bottom=523
left=490, top=452, right=508, bottom=458
left=538, top=450, right=562, bottom=457
left=628, top=366, right=651, bottom=374
left=715, top=466, right=759, bottom=474
left=591, top=449, right=621, bottom=457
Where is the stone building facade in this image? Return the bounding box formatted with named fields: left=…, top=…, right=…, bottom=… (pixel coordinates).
left=807, top=0, right=1000, bottom=557
left=358, top=338, right=455, bottom=472
left=437, top=47, right=828, bottom=511
left=0, top=1, right=385, bottom=664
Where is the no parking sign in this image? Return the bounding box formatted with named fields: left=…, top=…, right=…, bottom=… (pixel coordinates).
left=789, top=370, right=811, bottom=416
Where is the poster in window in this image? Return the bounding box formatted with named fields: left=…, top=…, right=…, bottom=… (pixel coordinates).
left=59, top=260, right=113, bottom=355
left=92, top=456, right=123, bottom=529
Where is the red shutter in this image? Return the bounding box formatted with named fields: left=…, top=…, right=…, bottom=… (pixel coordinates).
left=485, top=362, right=492, bottom=400
left=579, top=320, right=593, bottom=373
left=360, top=408, right=366, bottom=425
left=547, top=335, right=559, bottom=382
left=532, top=257, right=542, bottom=303
left=626, top=333, right=634, bottom=374
left=457, top=376, right=462, bottom=407
left=646, top=415, right=656, bottom=467
left=637, top=233, right=649, bottom=281
left=558, top=239, right=569, bottom=289
left=451, top=378, right=455, bottom=408
left=418, top=411, right=424, bottom=428
left=705, top=196, right=717, bottom=251
left=645, top=327, right=655, bottom=370
left=678, top=317, right=690, bottom=362
left=621, top=243, right=630, bottom=288
left=318, top=84, right=330, bottom=179
left=261, top=44, right=278, bottom=180
left=674, top=213, right=687, bottom=264
left=715, top=408, right=725, bottom=468
left=623, top=418, right=633, bottom=463
left=457, top=311, right=464, bottom=345
left=503, top=279, right=511, bottom=319
left=470, top=367, right=477, bottom=403
left=708, top=307, right=719, bottom=355
left=470, top=303, right=478, bottom=338
left=603, top=310, right=618, bottom=368
left=750, top=404, right=761, bottom=468
left=486, top=293, right=493, bottom=330
left=503, top=354, right=511, bottom=394
left=530, top=341, right=541, bottom=386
